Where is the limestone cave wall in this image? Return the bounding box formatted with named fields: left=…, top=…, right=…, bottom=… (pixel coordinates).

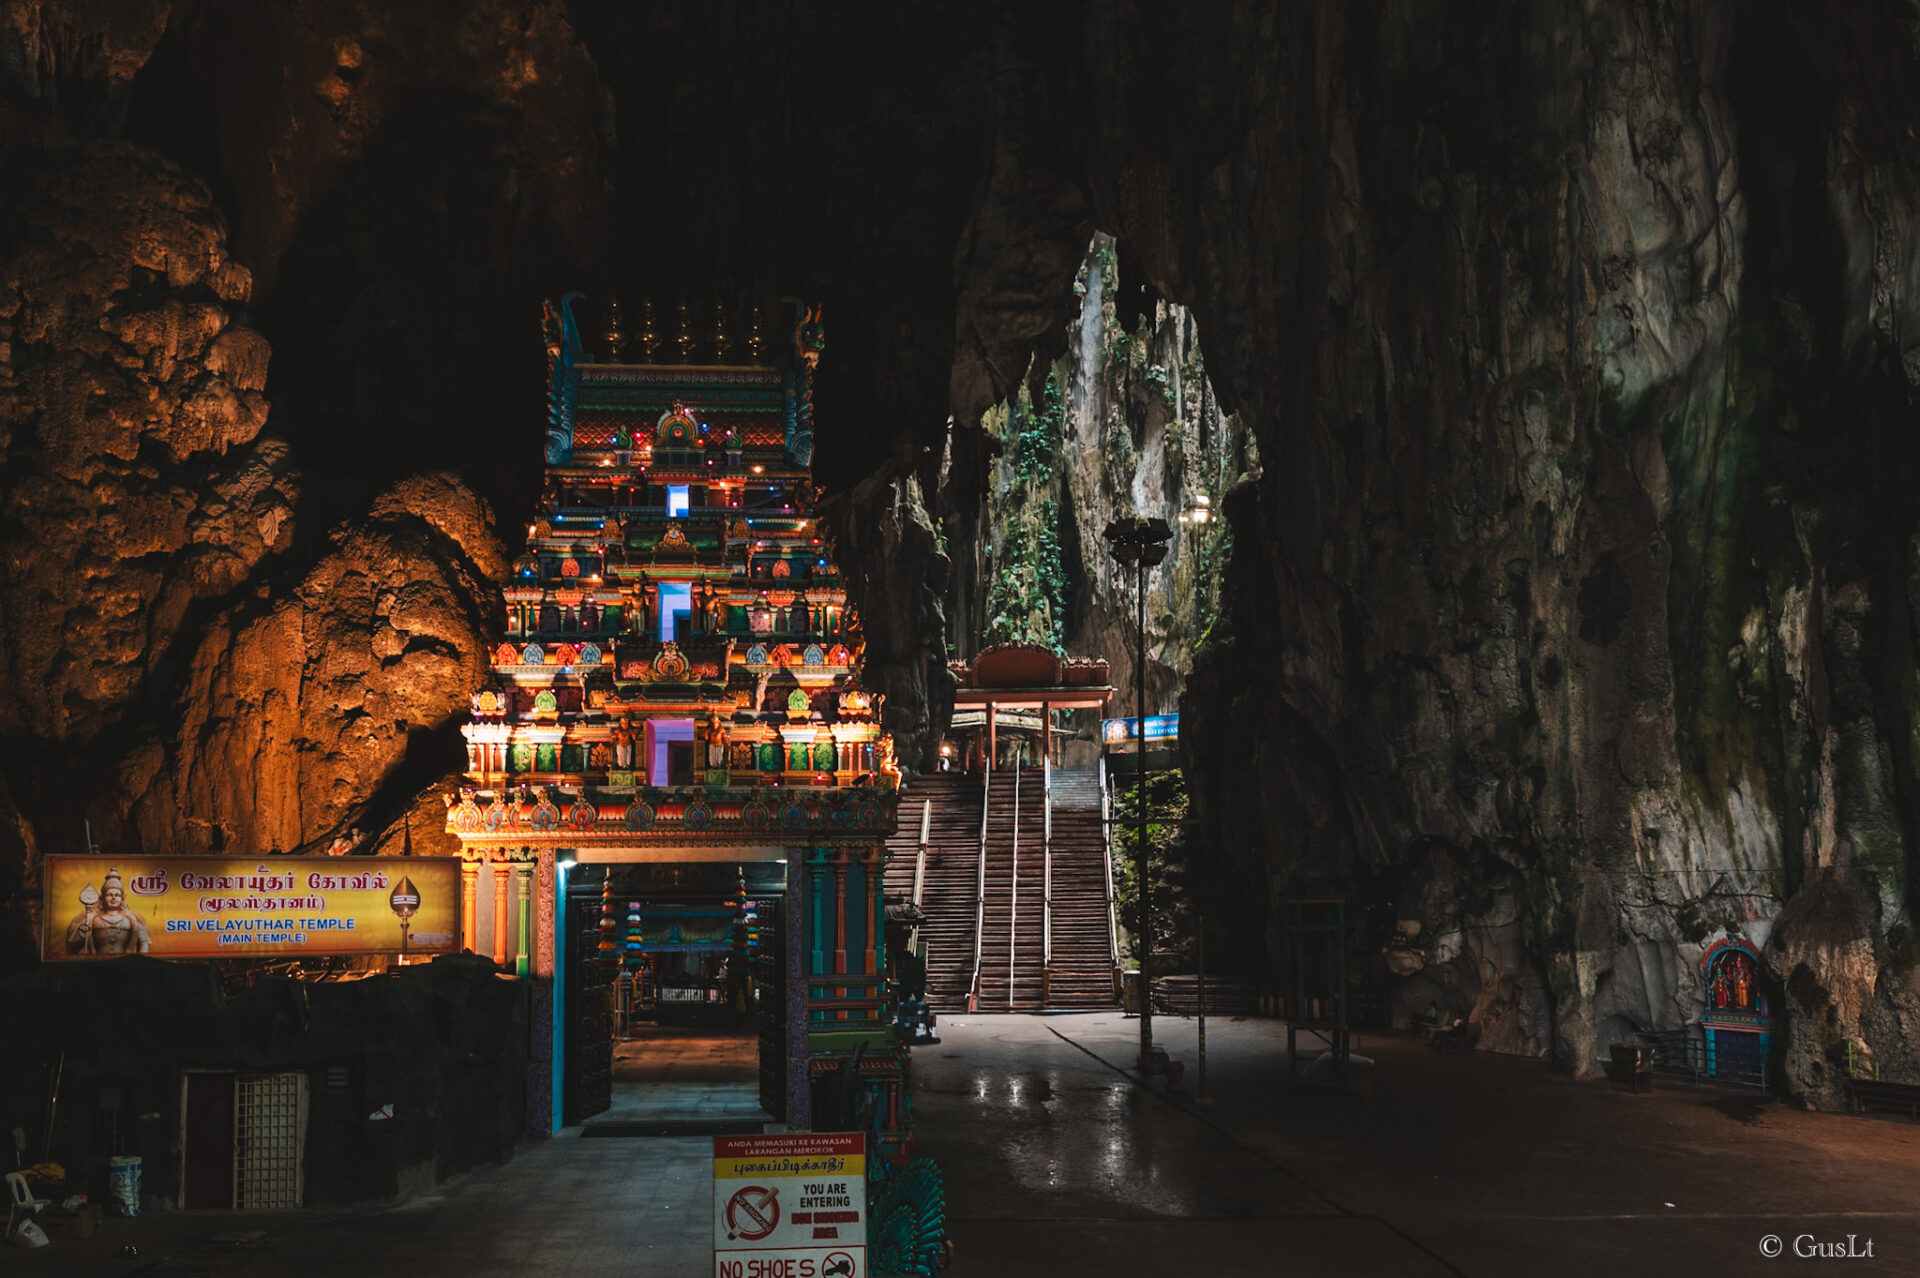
left=962, top=235, right=1250, bottom=765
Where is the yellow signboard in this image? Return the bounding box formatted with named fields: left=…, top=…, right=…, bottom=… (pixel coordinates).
left=41, top=855, right=461, bottom=961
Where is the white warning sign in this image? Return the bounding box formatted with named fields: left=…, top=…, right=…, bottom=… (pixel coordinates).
left=714, top=1132, right=866, bottom=1278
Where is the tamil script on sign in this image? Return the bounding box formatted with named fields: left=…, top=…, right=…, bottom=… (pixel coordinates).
left=714, top=1132, right=866, bottom=1278
left=41, top=855, right=461, bottom=961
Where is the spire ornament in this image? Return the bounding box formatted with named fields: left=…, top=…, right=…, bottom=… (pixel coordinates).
left=745, top=303, right=768, bottom=363
left=710, top=297, right=733, bottom=363
left=674, top=299, right=696, bottom=362
left=638, top=296, right=662, bottom=363
left=603, top=295, right=628, bottom=361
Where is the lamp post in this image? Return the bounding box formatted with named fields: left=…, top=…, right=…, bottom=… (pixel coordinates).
left=1103, top=515, right=1171, bottom=1075
left=1177, top=492, right=1211, bottom=1097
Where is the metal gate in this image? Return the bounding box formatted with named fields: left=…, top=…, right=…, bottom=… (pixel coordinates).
left=564, top=882, right=614, bottom=1124
left=234, top=1072, right=305, bottom=1209
left=755, top=901, right=785, bottom=1121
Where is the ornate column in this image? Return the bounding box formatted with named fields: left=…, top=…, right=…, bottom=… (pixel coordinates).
left=515, top=858, right=534, bottom=977
left=492, top=856, right=511, bottom=966
left=535, top=847, right=557, bottom=978
left=461, top=856, right=480, bottom=953
left=864, top=846, right=878, bottom=978
left=832, top=851, right=849, bottom=978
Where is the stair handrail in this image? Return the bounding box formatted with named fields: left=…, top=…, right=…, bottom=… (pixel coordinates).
left=968, top=768, right=989, bottom=1012
left=909, top=798, right=930, bottom=952
left=1042, top=754, right=1053, bottom=991
left=1100, top=754, right=1120, bottom=970
left=1010, top=756, right=1021, bottom=1011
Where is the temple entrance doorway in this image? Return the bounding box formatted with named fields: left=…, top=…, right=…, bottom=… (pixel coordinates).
left=562, top=860, right=785, bottom=1131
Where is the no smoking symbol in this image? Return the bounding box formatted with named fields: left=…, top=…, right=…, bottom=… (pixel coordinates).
left=725, top=1185, right=780, bottom=1241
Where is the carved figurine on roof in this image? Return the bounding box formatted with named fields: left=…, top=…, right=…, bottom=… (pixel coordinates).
left=544, top=290, right=585, bottom=465
left=785, top=301, right=825, bottom=469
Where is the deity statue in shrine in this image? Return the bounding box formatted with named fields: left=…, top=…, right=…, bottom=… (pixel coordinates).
left=612, top=718, right=636, bottom=769
left=705, top=717, right=729, bottom=769
left=1733, top=955, right=1752, bottom=1009
left=65, top=870, right=152, bottom=956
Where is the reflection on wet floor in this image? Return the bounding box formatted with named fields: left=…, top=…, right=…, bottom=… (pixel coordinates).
left=921, top=1018, right=1337, bottom=1225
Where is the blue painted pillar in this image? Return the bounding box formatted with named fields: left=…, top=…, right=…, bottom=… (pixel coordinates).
left=785, top=847, right=810, bottom=1129
left=552, top=860, right=570, bottom=1134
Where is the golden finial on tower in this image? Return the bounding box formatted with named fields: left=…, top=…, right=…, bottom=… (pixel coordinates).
left=604, top=295, right=628, bottom=361
left=745, top=303, right=767, bottom=363
left=710, top=297, right=733, bottom=364
left=637, top=296, right=661, bottom=363
left=674, top=298, right=695, bottom=362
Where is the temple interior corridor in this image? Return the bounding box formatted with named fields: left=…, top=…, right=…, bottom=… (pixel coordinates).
left=590, top=1023, right=770, bottom=1132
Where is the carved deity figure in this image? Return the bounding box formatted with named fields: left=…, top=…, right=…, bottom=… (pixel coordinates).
left=876, top=735, right=903, bottom=790
left=612, top=718, right=636, bottom=769
left=705, top=718, right=728, bottom=768
left=65, top=870, right=152, bottom=956
left=1732, top=956, right=1752, bottom=1009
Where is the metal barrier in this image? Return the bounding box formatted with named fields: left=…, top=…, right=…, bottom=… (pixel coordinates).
left=1009, top=759, right=1021, bottom=1010
left=1099, top=756, right=1120, bottom=978
left=1041, top=755, right=1053, bottom=1006
left=967, top=769, right=990, bottom=1012
left=908, top=799, right=930, bottom=952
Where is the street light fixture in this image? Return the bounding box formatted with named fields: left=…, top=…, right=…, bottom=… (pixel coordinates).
left=1103, top=515, right=1172, bottom=1076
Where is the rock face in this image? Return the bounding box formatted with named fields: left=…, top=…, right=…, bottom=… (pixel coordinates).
left=0, top=92, right=509, bottom=940
left=119, top=472, right=504, bottom=858
left=1142, top=2, right=1920, bottom=1100
left=961, top=237, right=1250, bottom=765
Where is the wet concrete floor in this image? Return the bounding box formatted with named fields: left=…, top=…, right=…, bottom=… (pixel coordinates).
left=5, top=1013, right=1919, bottom=1276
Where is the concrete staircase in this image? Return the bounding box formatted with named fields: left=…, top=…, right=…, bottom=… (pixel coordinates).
left=1041, top=770, right=1121, bottom=1009
left=975, top=770, right=1046, bottom=1011
left=884, top=773, right=985, bottom=1011
left=886, top=766, right=1120, bottom=1014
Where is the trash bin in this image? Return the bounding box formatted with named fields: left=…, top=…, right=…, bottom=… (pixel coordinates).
left=1609, top=1044, right=1653, bottom=1093
left=107, top=1157, right=141, bottom=1217
left=1120, top=969, right=1141, bottom=1014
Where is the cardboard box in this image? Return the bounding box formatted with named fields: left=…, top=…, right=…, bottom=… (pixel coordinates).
left=39, top=1204, right=102, bottom=1240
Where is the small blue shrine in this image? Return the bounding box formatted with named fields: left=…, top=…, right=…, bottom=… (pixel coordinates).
left=1702, top=936, right=1775, bottom=1085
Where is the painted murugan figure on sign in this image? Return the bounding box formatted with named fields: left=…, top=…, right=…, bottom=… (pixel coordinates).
left=65, top=869, right=152, bottom=956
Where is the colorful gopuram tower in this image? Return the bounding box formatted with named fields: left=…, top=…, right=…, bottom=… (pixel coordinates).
left=444, top=293, right=905, bottom=1146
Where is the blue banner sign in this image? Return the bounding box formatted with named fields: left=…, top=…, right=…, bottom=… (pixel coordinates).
left=1101, top=715, right=1179, bottom=747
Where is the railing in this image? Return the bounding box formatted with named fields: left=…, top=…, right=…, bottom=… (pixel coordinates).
left=1042, top=755, right=1053, bottom=1006
left=968, top=768, right=990, bottom=1012
left=1099, top=755, right=1120, bottom=972
left=1009, top=758, right=1021, bottom=1011
left=909, top=799, right=930, bottom=953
